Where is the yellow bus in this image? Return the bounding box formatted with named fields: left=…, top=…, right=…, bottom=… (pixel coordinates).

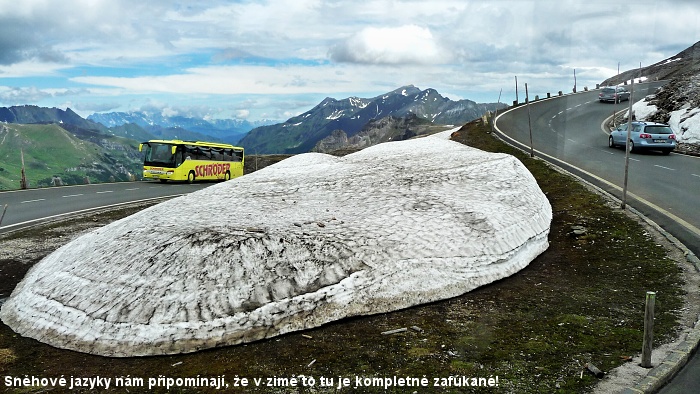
left=139, top=140, right=244, bottom=183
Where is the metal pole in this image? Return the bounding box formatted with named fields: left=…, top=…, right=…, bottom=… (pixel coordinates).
left=20, top=148, right=28, bottom=189
left=621, top=79, right=635, bottom=209
left=641, top=291, right=656, bottom=368
left=515, top=76, right=519, bottom=104
left=492, top=88, right=502, bottom=134
left=0, top=204, right=7, bottom=227
left=525, top=83, right=534, bottom=158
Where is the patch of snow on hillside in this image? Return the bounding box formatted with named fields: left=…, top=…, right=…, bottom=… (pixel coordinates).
left=669, top=105, right=700, bottom=144
left=326, top=109, right=345, bottom=120
left=1, top=132, right=551, bottom=357
left=633, top=99, right=700, bottom=144
left=632, top=99, right=659, bottom=120
left=349, top=97, right=368, bottom=109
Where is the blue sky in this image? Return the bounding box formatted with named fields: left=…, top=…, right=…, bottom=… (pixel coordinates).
left=0, top=0, right=698, bottom=122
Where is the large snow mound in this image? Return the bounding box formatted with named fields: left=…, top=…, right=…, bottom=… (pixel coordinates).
left=1, top=134, right=552, bottom=357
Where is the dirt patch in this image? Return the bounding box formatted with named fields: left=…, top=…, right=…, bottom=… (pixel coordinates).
left=0, top=120, right=696, bottom=393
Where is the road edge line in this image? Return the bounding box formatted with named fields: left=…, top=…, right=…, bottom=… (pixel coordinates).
left=0, top=194, right=184, bottom=234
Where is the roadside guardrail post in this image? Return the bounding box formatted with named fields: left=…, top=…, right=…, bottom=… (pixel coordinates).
left=641, top=291, right=656, bottom=368
left=0, top=204, right=7, bottom=227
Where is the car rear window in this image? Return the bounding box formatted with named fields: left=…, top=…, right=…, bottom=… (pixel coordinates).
left=644, top=125, right=674, bottom=135
left=602, top=88, right=615, bottom=93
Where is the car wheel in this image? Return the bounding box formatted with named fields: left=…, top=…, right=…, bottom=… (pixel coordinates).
left=662, top=149, right=671, bottom=155
left=608, top=136, right=616, bottom=148
left=628, top=140, right=635, bottom=153
left=187, top=171, right=196, bottom=183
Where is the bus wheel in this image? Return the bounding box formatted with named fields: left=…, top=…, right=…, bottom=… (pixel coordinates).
left=187, top=171, right=196, bottom=183
left=159, top=179, right=168, bottom=183
left=224, top=171, right=231, bottom=181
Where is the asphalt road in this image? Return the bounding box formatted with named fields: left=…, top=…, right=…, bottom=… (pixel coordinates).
left=0, top=181, right=212, bottom=234
left=495, top=83, right=700, bottom=393
left=495, top=83, right=700, bottom=258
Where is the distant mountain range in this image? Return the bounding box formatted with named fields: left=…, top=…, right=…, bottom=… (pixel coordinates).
left=312, top=113, right=453, bottom=154
left=88, top=112, right=275, bottom=144
left=0, top=85, right=506, bottom=188
left=0, top=106, right=98, bottom=130
left=240, top=85, right=506, bottom=153
left=0, top=121, right=142, bottom=190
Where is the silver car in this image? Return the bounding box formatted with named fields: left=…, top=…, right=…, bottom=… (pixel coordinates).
left=608, top=121, right=677, bottom=154
left=599, top=86, right=630, bottom=103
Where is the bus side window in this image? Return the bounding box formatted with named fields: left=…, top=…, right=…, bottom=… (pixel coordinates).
left=175, top=146, right=184, bottom=167
left=193, top=147, right=206, bottom=160
left=233, top=149, right=243, bottom=162
left=184, top=146, right=195, bottom=160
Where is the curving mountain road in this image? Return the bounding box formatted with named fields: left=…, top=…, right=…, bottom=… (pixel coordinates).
left=496, top=83, right=700, bottom=393
left=495, top=83, right=700, bottom=258
left=0, top=181, right=212, bottom=234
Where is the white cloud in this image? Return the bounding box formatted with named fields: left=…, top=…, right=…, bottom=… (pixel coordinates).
left=0, top=86, right=52, bottom=104
left=330, top=25, right=448, bottom=65
left=72, top=64, right=386, bottom=95
left=2, top=0, right=699, bottom=120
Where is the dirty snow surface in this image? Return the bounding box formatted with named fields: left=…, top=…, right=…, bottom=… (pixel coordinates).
left=1, top=133, right=552, bottom=357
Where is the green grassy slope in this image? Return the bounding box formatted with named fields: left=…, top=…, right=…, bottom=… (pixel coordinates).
left=0, top=123, right=142, bottom=190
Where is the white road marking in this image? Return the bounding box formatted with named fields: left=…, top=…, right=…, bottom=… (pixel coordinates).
left=125, top=188, right=140, bottom=191
left=692, top=174, right=700, bottom=178
left=654, top=165, right=676, bottom=171
left=20, top=199, right=46, bottom=204
left=96, top=191, right=114, bottom=194
left=62, top=194, right=84, bottom=198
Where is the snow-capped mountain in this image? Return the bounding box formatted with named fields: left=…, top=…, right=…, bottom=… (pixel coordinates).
left=239, top=85, right=506, bottom=154
left=88, top=112, right=276, bottom=144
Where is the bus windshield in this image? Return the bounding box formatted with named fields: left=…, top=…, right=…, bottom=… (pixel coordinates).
left=143, top=143, right=176, bottom=167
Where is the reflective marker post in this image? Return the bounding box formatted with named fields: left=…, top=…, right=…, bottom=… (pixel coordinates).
left=525, top=83, right=534, bottom=158
left=621, top=79, right=635, bottom=209
left=641, top=291, right=656, bottom=368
